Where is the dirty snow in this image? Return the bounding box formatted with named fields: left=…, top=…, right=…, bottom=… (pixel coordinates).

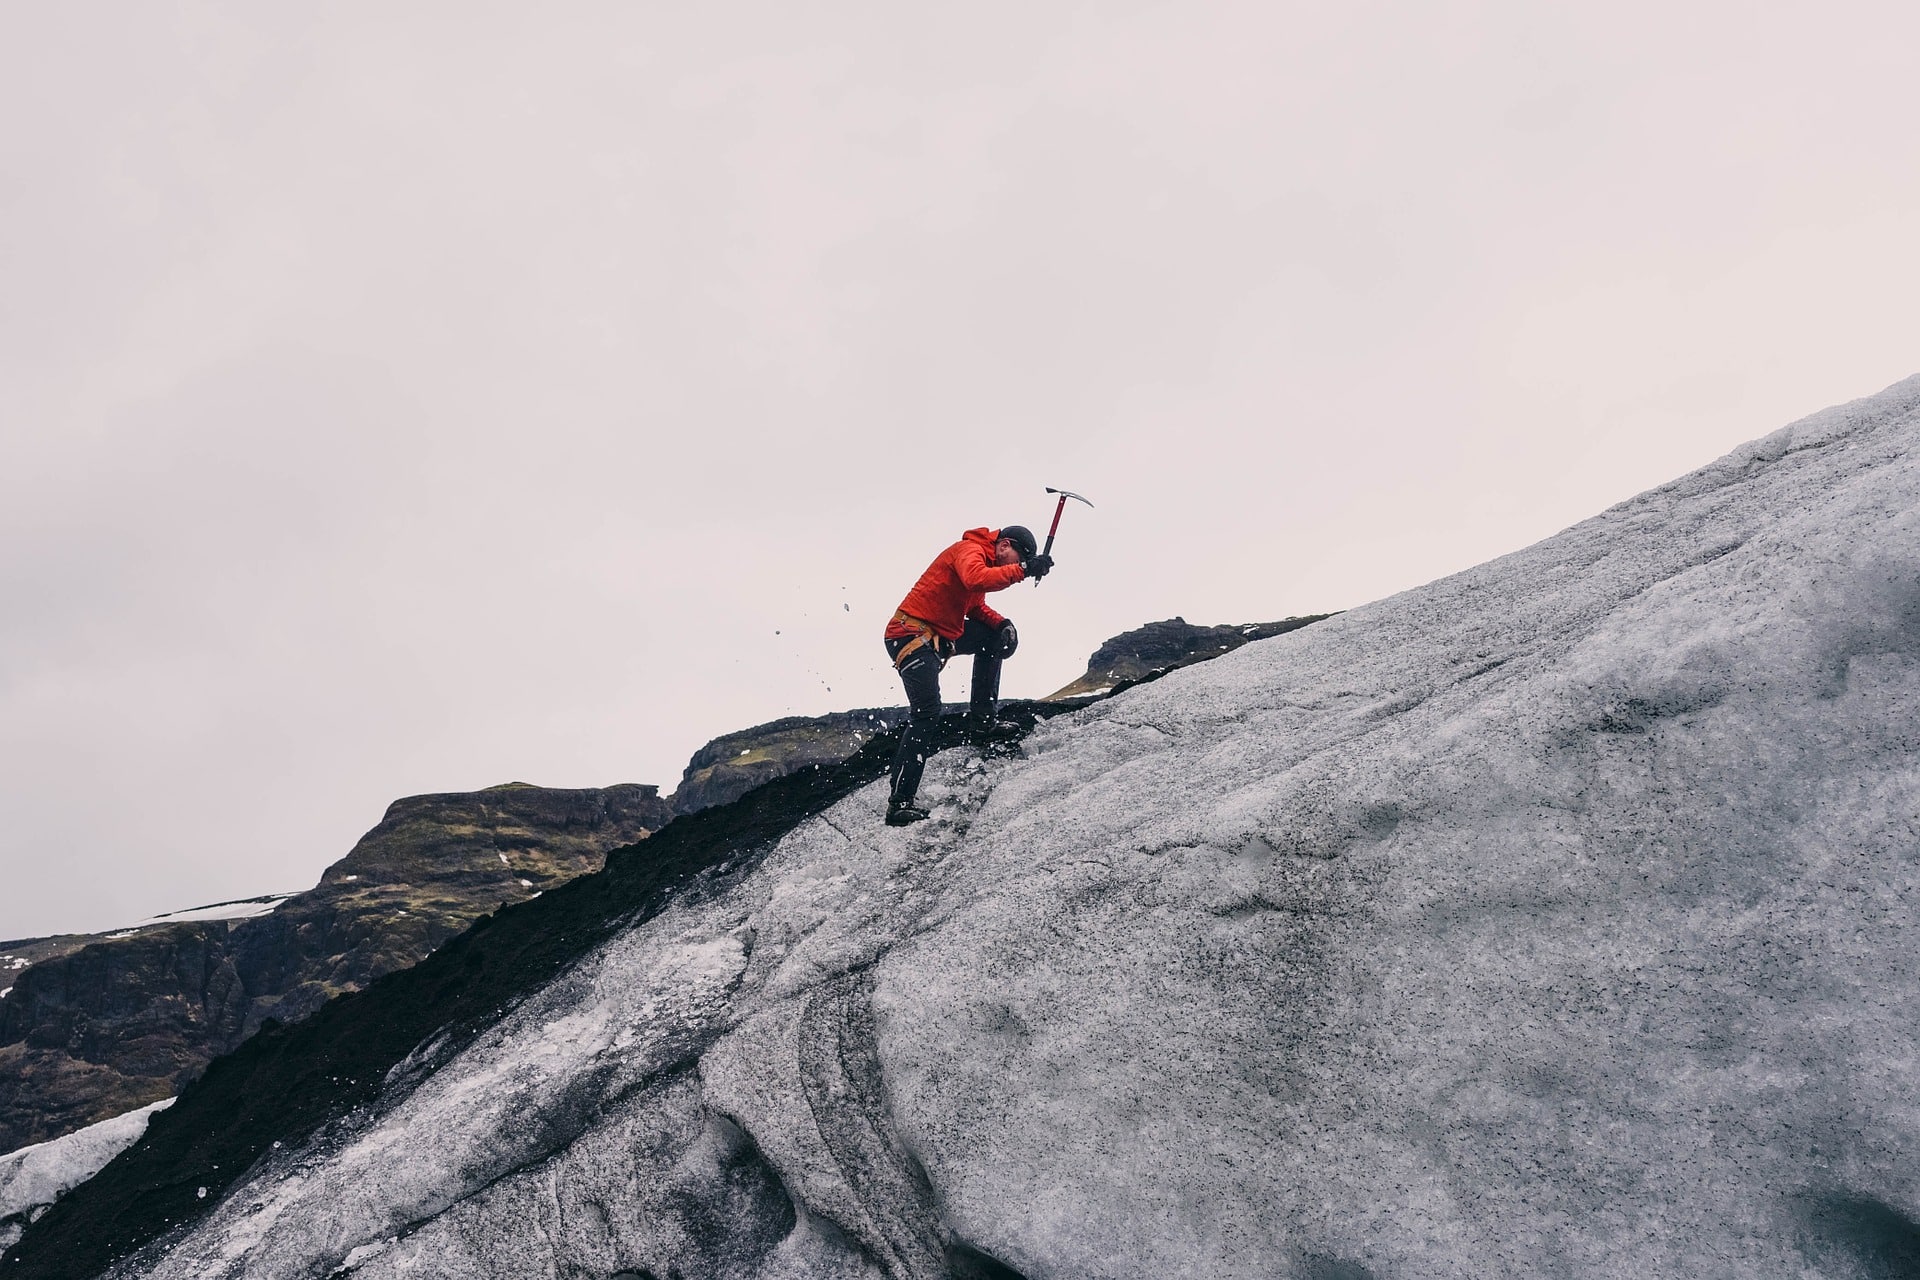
left=113, top=376, right=1920, bottom=1278
left=1, top=1100, right=172, bottom=1261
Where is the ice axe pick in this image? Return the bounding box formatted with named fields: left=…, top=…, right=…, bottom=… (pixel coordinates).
left=1034, top=486, right=1094, bottom=586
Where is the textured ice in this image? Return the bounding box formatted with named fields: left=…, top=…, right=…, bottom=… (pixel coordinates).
left=1, top=1100, right=171, bottom=1261
left=113, top=377, right=1920, bottom=1278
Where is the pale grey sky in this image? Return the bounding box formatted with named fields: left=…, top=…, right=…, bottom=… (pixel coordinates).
left=3, top=2, right=1916, bottom=939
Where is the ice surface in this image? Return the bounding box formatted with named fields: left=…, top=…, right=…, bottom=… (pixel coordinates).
left=1, top=1100, right=171, bottom=1261
left=113, top=376, right=1920, bottom=1278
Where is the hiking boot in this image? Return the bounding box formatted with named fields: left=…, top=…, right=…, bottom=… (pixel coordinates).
left=885, top=804, right=931, bottom=827
left=967, top=716, right=1024, bottom=758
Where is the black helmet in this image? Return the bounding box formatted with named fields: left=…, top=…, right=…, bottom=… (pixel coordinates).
left=999, top=525, right=1038, bottom=559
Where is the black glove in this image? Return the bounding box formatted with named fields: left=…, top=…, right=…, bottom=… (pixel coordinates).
left=991, top=620, right=1019, bottom=659
left=1023, top=553, right=1054, bottom=580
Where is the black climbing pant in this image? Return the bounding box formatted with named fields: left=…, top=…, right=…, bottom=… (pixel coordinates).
left=885, top=617, right=1003, bottom=811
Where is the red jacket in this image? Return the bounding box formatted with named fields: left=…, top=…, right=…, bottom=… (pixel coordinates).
left=887, top=528, right=1027, bottom=640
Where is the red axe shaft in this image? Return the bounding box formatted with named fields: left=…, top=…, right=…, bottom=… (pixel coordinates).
left=1035, top=486, right=1093, bottom=585
left=1043, top=496, right=1068, bottom=555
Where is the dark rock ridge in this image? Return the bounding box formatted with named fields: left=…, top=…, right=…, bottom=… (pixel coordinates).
left=671, top=709, right=909, bottom=816
left=1045, top=614, right=1331, bottom=699
left=0, top=783, right=668, bottom=1155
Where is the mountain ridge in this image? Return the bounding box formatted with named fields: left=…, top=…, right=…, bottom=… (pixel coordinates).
left=0, top=783, right=671, bottom=1155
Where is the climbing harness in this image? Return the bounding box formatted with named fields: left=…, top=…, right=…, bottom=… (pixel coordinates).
left=888, top=609, right=953, bottom=670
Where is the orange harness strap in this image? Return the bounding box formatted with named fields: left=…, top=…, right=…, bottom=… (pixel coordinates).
left=889, top=609, right=948, bottom=670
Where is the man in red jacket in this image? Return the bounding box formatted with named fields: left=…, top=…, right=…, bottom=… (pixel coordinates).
left=882, top=524, right=1054, bottom=825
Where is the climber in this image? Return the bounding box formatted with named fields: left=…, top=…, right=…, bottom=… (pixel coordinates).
left=882, top=525, right=1053, bottom=826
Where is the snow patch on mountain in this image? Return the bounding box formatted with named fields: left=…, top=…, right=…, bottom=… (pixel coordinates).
left=112, top=375, right=1920, bottom=1278
left=0, top=1100, right=172, bottom=1261
left=135, top=895, right=296, bottom=926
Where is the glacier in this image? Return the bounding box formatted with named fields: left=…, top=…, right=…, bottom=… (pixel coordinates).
left=60, top=376, right=1920, bottom=1277
left=0, top=1102, right=171, bottom=1262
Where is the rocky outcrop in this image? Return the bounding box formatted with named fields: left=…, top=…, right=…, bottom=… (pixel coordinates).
left=1046, top=614, right=1330, bottom=699
left=0, top=783, right=668, bottom=1155
left=672, top=710, right=909, bottom=816
left=0, top=925, right=242, bottom=1153
left=227, top=782, right=670, bottom=1031
left=22, top=374, right=1920, bottom=1280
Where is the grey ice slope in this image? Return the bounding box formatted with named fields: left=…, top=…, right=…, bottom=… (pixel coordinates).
left=120, top=375, right=1920, bottom=1279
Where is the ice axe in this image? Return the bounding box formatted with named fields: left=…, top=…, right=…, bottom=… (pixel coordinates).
left=1034, top=486, right=1094, bottom=586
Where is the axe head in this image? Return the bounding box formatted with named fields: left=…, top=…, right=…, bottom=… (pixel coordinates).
left=1045, top=486, right=1095, bottom=508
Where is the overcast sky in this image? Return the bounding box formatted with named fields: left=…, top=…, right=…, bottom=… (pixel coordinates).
left=3, top=2, right=1916, bottom=940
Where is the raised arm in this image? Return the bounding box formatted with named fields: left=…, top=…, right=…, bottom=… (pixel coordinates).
left=953, top=541, right=1026, bottom=594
